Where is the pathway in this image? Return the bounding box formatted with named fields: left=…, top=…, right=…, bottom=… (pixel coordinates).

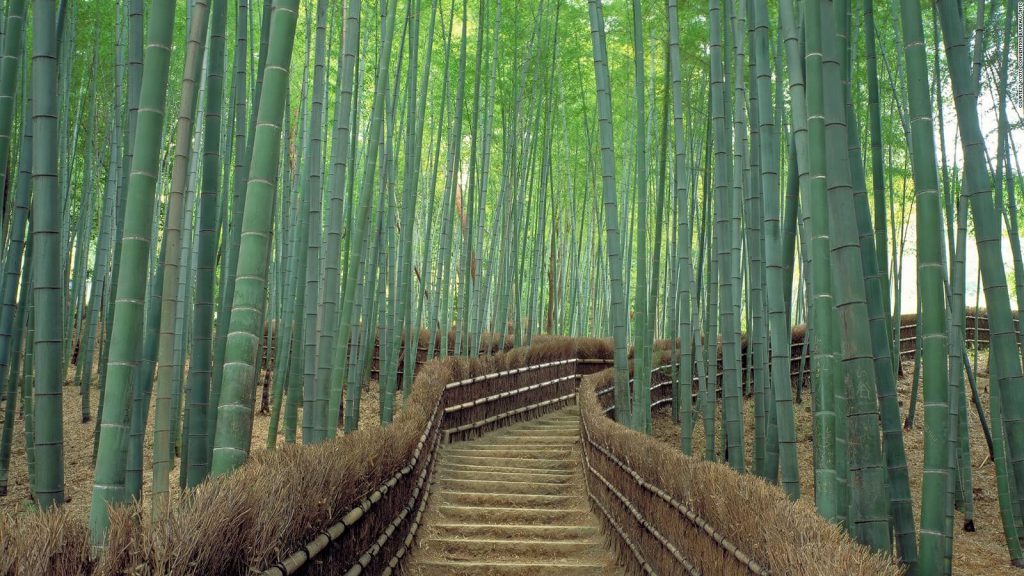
left=405, top=406, right=624, bottom=575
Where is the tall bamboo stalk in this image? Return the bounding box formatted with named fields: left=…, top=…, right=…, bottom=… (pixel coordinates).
left=211, top=0, right=299, bottom=475
left=90, top=0, right=177, bottom=547
left=587, top=0, right=630, bottom=425
left=31, top=0, right=65, bottom=512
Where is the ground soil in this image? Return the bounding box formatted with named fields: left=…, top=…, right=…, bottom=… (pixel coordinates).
left=0, top=369, right=389, bottom=521
left=652, top=350, right=1011, bottom=575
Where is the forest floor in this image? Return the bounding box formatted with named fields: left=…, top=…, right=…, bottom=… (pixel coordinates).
left=652, top=350, right=1008, bottom=575
left=0, top=370, right=388, bottom=521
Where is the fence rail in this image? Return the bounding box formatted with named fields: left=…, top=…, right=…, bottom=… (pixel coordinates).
left=597, top=313, right=1000, bottom=418
left=581, top=413, right=769, bottom=575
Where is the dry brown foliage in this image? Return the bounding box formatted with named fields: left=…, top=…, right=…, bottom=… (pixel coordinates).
left=0, top=507, right=92, bottom=575
left=0, top=336, right=596, bottom=576
left=579, top=368, right=904, bottom=576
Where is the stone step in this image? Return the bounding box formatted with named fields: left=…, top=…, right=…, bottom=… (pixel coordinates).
left=529, top=420, right=579, bottom=427
left=437, top=467, right=575, bottom=484
left=440, top=477, right=573, bottom=496
left=434, top=504, right=591, bottom=525
left=446, top=446, right=573, bottom=459
left=486, top=432, right=579, bottom=442
left=409, top=560, right=614, bottom=576
left=430, top=522, right=599, bottom=540
left=509, top=416, right=577, bottom=426
left=425, top=536, right=603, bottom=561
left=443, top=454, right=575, bottom=471
left=439, top=490, right=581, bottom=508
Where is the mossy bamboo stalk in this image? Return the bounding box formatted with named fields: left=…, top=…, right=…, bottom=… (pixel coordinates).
left=211, top=0, right=299, bottom=475
left=0, top=0, right=26, bottom=209
left=586, top=0, right=630, bottom=425
left=0, top=91, right=30, bottom=497
left=89, top=0, right=177, bottom=546
left=895, top=0, right=954, bottom=568
left=153, top=0, right=209, bottom=518
left=935, top=1, right=1024, bottom=566
left=186, top=0, right=226, bottom=486
left=711, top=0, right=742, bottom=472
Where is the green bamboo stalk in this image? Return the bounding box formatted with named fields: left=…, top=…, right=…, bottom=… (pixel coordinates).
left=209, top=0, right=249, bottom=458
left=77, top=125, right=117, bottom=427
left=98, top=1, right=144, bottom=427
left=284, top=120, right=309, bottom=445
left=934, top=1, right=1024, bottom=565
left=211, top=0, right=299, bottom=475
left=701, top=129, right=718, bottom=462
left=210, top=0, right=270, bottom=461
left=153, top=0, right=209, bottom=518
left=742, top=0, right=769, bottom=475
left=752, top=0, right=798, bottom=498
left=996, top=5, right=1024, bottom=340
left=803, top=0, right=840, bottom=521
left=22, top=246, right=34, bottom=501
left=471, top=0, right=498, bottom=356
left=816, top=0, right=890, bottom=549
left=31, top=0, right=65, bottom=512
left=88, top=7, right=126, bottom=458
left=89, top=0, right=177, bottom=546
left=458, top=0, right=488, bottom=357
left=992, top=357, right=1024, bottom=565
left=0, top=0, right=26, bottom=207
left=1, top=234, right=30, bottom=489
left=300, top=0, right=328, bottom=442
left=186, top=0, right=226, bottom=487
left=713, top=0, right=743, bottom=472
left=73, top=46, right=99, bottom=423
left=841, top=0, right=917, bottom=563
left=0, top=89, right=30, bottom=497
left=587, top=0, right=631, bottom=425
left=894, top=0, right=952, bottom=568
left=315, top=0, right=361, bottom=441
left=629, top=0, right=651, bottom=433
left=175, top=131, right=202, bottom=472
left=336, top=0, right=397, bottom=434
left=430, top=0, right=468, bottom=361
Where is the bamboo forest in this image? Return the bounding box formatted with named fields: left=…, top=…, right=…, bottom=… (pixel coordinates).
left=1, top=0, right=1024, bottom=574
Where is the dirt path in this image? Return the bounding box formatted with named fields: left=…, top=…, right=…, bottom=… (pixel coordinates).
left=405, top=406, right=624, bottom=575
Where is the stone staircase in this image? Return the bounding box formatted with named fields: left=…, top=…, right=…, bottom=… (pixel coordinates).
left=406, top=407, right=624, bottom=575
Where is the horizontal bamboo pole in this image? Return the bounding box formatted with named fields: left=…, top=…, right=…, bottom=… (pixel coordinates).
left=599, top=316, right=990, bottom=415
left=444, top=374, right=577, bottom=414
left=582, top=438, right=699, bottom=575
left=446, top=392, right=577, bottom=436
left=343, top=431, right=439, bottom=576
left=259, top=395, right=446, bottom=576
left=380, top=448, right=437, bottom=576
left=442, top=358, right=576, bottom=391
left=584, top=475, right=659, bottom=575
left=583, top=401, right=770, bottom=575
